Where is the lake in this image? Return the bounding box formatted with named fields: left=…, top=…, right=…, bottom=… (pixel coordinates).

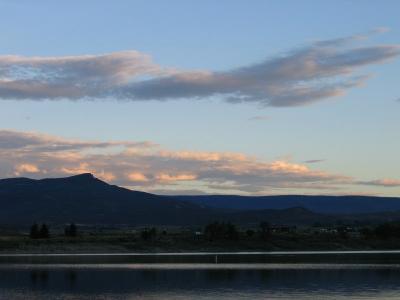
left=1, top=251, right=400, bottom=299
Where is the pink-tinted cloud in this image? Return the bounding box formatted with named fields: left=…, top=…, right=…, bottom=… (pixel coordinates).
left=14, top=163, right=40, bottom=175
left=155, top=173, right=197, bottom=182
left=127, top=172, right=149, bottom=182
left=0, top=31, right=398, bottom=107
left=359, top=179, right=400, bottom=187
left=0, top=129, right=396, bottom=195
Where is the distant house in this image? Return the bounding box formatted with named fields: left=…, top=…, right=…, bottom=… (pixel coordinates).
left=317, top=228, right=338, bottom=234
left=194, top=231, right=203, bottom=240
left=270, top=225, right=297, bottom=233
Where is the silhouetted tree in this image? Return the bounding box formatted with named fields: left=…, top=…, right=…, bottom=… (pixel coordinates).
left=226, top=223, right=239, bottom=240
left=337, top=226, right=348, bottom=239
left=259, top=222, right=271, bottom=240
left=246, top=229, right=255, bottom=237
left=30, top=223, right=40, bottom=239
left=65, top=223, right=78, bottom=237
left=69, top=223, right=77, bottom=236
left=39, top=224, right=49, bottom=238
left=141, top=228, right=157, bottom=241
left=141, top=229, right=149, bottom=241
left=204, top=222, right=239, bottom=241
left=360, top=227, right=373, bottom=239
left=149, top=227, right=157, bottom=240
left=375, top=222, right=400, bottom=240
left=204, top=222, right=223, bottom=241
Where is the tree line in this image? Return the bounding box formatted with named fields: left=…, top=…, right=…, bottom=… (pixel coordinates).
left=204, top=221, right=272, bottom=241
left=26, top=221, right=400, bottom=241
left=29, top=223, right=78, bottom=239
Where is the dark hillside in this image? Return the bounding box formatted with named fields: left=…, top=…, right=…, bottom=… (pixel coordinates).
left=0, top=174, right=212, bottom=226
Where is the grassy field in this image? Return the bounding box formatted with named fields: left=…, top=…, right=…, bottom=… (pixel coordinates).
left=1, top=231, right=400, bottom=253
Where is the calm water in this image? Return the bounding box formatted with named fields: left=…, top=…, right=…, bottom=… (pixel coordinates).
left=1, top=252, right=400, bottom=299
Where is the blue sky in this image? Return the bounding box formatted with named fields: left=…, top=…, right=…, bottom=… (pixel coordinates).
left=0, top=1, right=399, bottom=195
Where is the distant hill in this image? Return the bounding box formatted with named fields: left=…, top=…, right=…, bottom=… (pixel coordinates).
left=222, top=208, right=400, bottom=226
left=0, top=173, right=213, bottom=226
left=1, top=174, right=400, bottom=227
left=174, top=195, right=400, bottom=214
left=221, top=207, right=339, bottom=226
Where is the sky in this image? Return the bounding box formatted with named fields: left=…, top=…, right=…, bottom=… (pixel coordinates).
left=0, top=0, right=399, bottom=196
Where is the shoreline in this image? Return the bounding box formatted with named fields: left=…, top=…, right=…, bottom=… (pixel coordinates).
left=2, top=250, right=400, bottom=265
left=2, top=249, right=400, bottom=256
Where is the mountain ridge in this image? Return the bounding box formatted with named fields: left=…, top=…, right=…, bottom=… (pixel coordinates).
left=0, top=173, right=213, bottom=226
left=174, top=194, right=400, bottom=214
left=1, top=173, right=400, bottom=227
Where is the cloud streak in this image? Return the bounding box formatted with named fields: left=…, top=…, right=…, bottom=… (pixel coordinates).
left=0, top=130, right=155, bottom=152
left=304, top=159, right=325, bottom=164
left=248, top=115, right=269, bottom=121
left=0, top=31, right=398, bottom=107
left=359, top=179, right=400, bottom=187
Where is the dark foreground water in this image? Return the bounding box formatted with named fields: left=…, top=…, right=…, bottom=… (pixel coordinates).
left=2, top=252, right=400, bottom=299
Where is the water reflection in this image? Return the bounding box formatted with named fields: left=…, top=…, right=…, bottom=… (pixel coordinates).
left=30, top=270, right=49, bottom=287
left=0, top=264, right=399, bottom=299
left=64, top=270, right=77, bottom=288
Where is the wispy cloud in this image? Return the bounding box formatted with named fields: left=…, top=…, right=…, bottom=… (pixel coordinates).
left=248, top=115, right=269, bottom=121
left=304, top=159, right=325, bottom=164
left=0, top=31, right=398, bottom=107
left=0, top=129, right=155, bottom=151
left=358, top=179, right=400, bottom=187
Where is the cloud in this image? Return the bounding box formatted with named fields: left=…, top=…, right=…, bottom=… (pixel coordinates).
left=1, top=129, right=397, bottom=194
left=248, top=115, right=269, bottom=121
left=0, top=31, right=398, bottom=107
left=359, top=179, right=400, bottom=187
left=0, top=51, right=166, bottom=100
left=304, top=159, right=325, bottom=164
left=147, top=189, right=211, bottom=196
left=0, top=129, right=359, bottom=194
left=15, top=163, right=40, bottom=175
left=155, top=173, right=197, bottom=182
left=127, top=172, right=149, bottom=182
left=0, top=129, right=155, bottom=152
